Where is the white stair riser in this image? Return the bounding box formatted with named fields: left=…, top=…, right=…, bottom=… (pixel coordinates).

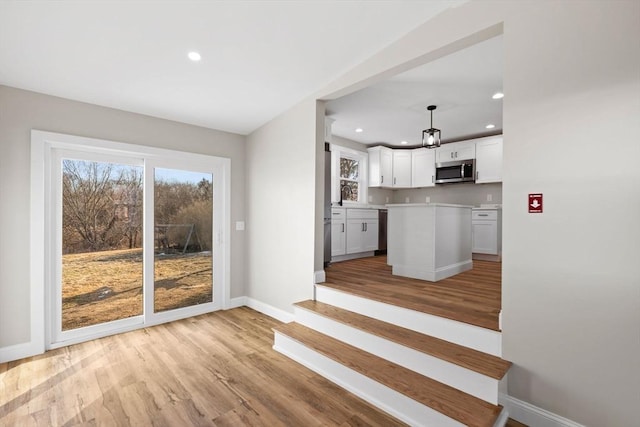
left=273, top=332, right=465, bottom=427
left=294, top=307, right=499, bottom=405
left=316, top=286, right=502, bottom=356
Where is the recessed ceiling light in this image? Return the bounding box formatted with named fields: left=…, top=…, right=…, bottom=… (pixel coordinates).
left=492, top=92, right=504, bottom=99
left=400, top=141, right=408, bottom=145
left=486, top=124, right=496, bottom=129
left=188, top=51, right=201, bottom=62
left=355, top=128, right=363, bottom=133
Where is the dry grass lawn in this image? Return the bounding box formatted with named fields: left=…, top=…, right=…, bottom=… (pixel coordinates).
left=62, top=248, right=212, bottom=330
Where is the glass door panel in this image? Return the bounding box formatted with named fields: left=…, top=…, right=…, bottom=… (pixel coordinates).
left=61, top=159, right=144, bottom=330
left=154, top=168, right=213, bottom=312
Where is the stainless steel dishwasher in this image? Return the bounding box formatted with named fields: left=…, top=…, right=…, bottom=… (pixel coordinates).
left=375, top=209, right=387, bottom=256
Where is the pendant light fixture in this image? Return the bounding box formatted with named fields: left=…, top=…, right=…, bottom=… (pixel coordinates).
left=422, top=105, right=441, bottom=149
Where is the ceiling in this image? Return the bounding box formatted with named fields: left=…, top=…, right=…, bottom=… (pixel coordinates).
left=327, top=35, right=503, bottom=147
left=0, top=1, right=467, bottom=135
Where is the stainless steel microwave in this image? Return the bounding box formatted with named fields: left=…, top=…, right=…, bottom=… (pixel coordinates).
left=435, top=159, right=475, bottom=184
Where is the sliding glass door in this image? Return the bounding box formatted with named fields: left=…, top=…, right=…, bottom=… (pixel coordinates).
left=45, top=138, right=227, bottom=348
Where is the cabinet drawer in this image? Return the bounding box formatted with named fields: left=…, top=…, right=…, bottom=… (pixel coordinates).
left=331, top=208, right=346, bottom=220
left=347, top=209, right=379, bottom=220
left=472, top=210, right=498, bottom=221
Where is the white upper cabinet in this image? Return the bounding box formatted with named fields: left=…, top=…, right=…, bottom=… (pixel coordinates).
left=392, top=150, right=412, bottom=188
left=436, top=140, right=476, bottom=163
left=475, top=136, right=503, bottom=183
left=411, top=148, right=436, bottom=187
left=368, top=146, right=393, bottom=187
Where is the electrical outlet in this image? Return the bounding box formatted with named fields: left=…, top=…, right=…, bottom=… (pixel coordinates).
left=235, top=221, right=245, bottom=231
left=405, top=197, right=410, bottom=203
left=426, top=196, right=431, bottom=203
left=385, top=196, right=389, bottom=203
left=368, top=195, right=373, bottom=202
left=487, top=194, right=493, bottom=202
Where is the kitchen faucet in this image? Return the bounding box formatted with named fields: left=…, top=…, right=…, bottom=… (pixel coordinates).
left=339, top=183, right=352, bottom=206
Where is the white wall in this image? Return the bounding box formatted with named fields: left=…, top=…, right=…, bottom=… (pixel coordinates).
left=305, top=1, right=639, bottom=425
left=244, top=99, right=316, bottom=316
left=0, top=85, right=246, bottom=349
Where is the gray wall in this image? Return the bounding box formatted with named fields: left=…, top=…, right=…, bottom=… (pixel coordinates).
left=0, top=85, right=246, bottom=348
left=306, top=1, right=638, bottom=424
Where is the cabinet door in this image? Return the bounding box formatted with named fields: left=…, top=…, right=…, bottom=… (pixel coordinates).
left=411, top=148, right=435, bottom=187
left=368, top=146, right=393, bottom=188
left=392, top=150, right=412, bottom=188
left=362, top=220, right=379, bottom=252
left=472, top=221, right=498, bottom=254
left=435, top=145, right=456, bottom=163
left=454, top=140, right=476, bottom=161
left=475, top=137, right=503, bottom=183
left=331, top=220, right=346, bottom=256
left=380, top=147, right=393, bottom=187
left=436, top=141, right=476, bottom=162
left=346, top=219, right=364, bottom=254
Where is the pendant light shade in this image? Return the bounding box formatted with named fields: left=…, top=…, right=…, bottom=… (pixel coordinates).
left=422, top=105, right=441, bottom=149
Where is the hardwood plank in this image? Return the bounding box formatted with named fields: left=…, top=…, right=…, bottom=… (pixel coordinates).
left=0, top=308, right=407, bottom=427
left=274, top=322, right=502, bottom=427
left=324, top=256, right=502, bottom=330
left=295, top=300, right=511, bottom=380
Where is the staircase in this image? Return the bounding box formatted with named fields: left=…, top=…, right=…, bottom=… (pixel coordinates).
left=273, top=283, right=511, bottom=426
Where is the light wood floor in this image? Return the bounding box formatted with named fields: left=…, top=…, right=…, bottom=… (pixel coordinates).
left=1, top=307, right=526, bottom=426
left=324, top=256, right=502, bottom=330
left=0, top=308, right=405, bottom=426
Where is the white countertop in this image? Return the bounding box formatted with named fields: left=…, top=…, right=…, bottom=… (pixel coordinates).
left=472, top=204, right=502, bottom=210
left=386, top=203, right=474, bottom=208
left=331, top=204, right=386, bottom=209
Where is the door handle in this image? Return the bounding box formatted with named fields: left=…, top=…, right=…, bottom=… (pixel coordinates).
left=381, top=175, right=384, bottom=184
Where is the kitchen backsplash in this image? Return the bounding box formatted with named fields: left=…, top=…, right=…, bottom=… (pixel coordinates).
left=392, top=182, right=502, bottom=206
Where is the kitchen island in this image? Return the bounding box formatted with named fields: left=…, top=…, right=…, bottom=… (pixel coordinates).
left=387, top=203, right=473, bottom=282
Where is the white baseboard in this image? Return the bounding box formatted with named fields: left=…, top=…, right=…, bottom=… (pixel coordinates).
left=499, top=393, right=584, bottom=427
left=225, top=296, right=247, bottom=309
left=245, top=297, right=295, bottom=323
left=0, top=340, right=43, bottom=364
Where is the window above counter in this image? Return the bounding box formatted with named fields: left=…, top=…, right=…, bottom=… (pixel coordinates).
left=330, top=144, right=368, bottom=205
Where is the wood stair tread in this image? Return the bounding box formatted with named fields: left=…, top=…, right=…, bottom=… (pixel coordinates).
left=274, top=322, right=503, bottom=427
left=295, top=300, right=511, bottom=380
left=317, top=282, right=500, bottom=330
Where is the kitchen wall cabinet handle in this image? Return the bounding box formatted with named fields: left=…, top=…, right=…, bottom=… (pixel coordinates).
left=381, top=175, right=384, bottom=183
left=478, top=214, right=489, bottom=217
left=342, top=223, right=345, bottom=232
left=432, top=175, right=434, bottom=184
left=364, top=223, right=367, bottom=232
left=476, top=171, right=479, bottom=180
left=450, top=152, right=453, bottom=159
left=393, top=177, right=396, bottom=185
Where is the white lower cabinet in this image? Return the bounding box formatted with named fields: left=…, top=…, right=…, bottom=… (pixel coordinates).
left=332, top=208, right=378, bottom=258
left=331, top=208, right=346, bottom=256
left=471, top=209, right=502, bottom=256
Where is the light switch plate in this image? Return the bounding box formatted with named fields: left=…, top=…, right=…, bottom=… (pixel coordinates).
left=405, top=197, right=410, bottom=203
left=368, top=195, right=373, bottom=202
left=487, top=194, right=493, bottom=202
left=426, top=196, right=430, bottom=203
left=235, top=221, right=245, bottom=231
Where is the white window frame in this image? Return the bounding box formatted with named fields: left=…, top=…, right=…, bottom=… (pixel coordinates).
left=31, top=130, right=231, bottom=350
left=330, top=144, right=368, bottom=206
